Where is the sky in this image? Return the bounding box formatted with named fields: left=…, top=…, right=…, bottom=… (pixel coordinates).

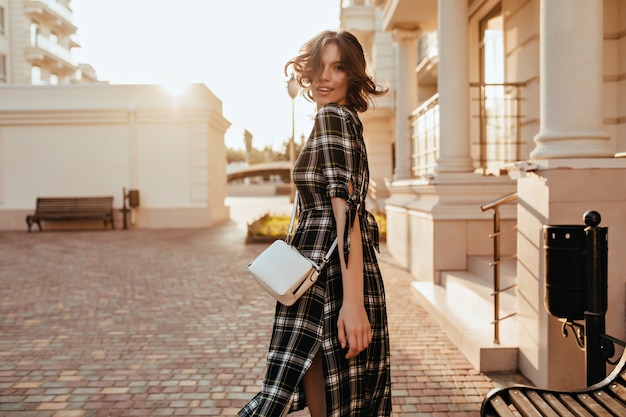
left=70, top=0, right=341, bottom=151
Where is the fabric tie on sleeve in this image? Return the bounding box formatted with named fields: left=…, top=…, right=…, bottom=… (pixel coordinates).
left=364, top=210, right=380, bottom=253
left=342, top=193, right=380, bottom=267
left=342, top=194, right=358, bottom=266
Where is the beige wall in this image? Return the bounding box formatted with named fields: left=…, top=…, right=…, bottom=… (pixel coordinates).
left=0, top=83, right=231, bottom=230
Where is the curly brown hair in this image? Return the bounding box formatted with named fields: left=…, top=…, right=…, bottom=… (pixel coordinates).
left=285, top=30, right=388, bottom=113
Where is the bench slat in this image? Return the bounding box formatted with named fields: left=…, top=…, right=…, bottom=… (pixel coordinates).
left=591, top=390, right=626, bottom=415
left=509, top=389, right=543, bottom=417
left=30, top=214, right=110, bottom=219
left=34, top=207, right=112, bottom=212
left=525, top=390, right=562, bottom=417
left=488, top=395, right=517, bottom=417
left=559, top=394, right=594, bottom=417
left=575, top=394, right=612, bottom=417
left=607, top=380, right=626, bottom=402
left=540, top=392, right=576, bottom=417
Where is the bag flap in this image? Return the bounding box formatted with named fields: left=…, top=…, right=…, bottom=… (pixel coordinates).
left=248, top=240, right=315, bottom=296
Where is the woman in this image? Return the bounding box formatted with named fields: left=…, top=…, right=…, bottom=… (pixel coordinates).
left=239, top=30, right=391, bottom=417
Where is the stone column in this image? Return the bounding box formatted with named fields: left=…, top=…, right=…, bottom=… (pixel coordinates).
left=393, top=29, right=419, bottom=180
left=435, top=0, right=474, bottom=174
left=127, top=102, right=139, bottom=188
left=531, top=0, right=611, bottom=159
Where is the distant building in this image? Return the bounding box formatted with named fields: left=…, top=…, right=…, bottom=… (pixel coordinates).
left=0, top=0, right=99, bottom=84
left=0, top=0, right=230, bottom=230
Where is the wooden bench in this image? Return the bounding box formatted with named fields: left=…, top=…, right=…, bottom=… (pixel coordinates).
left=481, top=351, right=626, bottom=416
left=26, top=196, right=114, bottom=232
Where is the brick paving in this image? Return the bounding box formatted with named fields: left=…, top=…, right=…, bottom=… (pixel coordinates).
left=0, top=206, right=527, bottom=416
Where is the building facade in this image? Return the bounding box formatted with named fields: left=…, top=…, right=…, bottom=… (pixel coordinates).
left=0, top=0, right=98, bottom=84
left=0, top=0, right=231, bottom=229
left=341, top=0, right=626, bottom=389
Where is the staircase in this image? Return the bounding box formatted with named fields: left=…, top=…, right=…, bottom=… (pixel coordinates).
left=411, top=255, right=518, bottom=372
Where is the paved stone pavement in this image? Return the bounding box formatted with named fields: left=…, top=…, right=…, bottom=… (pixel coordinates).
left=0, top=204, right=528, bottom=416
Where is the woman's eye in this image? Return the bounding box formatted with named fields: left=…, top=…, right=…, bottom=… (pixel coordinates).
left=335, top=65, right=345, bottom=72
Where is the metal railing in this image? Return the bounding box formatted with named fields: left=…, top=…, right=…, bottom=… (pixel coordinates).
left=470, top=82, right=525, bottom=175
left=480, top=192, right=518, bottom=344
left=410, top=94, right=439, bottom=177
left=26, top=0, right=73, bottom=23
left=341, top=0, right=372, bottom=7
left=30, top=33, right=74, bottom=65
left=410, top=82, right=525, bottom=178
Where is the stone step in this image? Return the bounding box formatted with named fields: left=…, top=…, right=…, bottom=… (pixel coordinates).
left=410, top=257, right=519, bottom=373
left=441, top=263, right=517, bottom=324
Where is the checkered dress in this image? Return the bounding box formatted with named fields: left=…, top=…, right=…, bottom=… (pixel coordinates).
left=239, top=104, right=391, bottom=417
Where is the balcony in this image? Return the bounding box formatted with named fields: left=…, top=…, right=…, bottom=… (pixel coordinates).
left=341, top=0, right=372, bottom=6
left=410, top=94, right=439, bottom=178
left=24, top=0, right=77, bottom=35
left=340, top=0, right=377, bottom=33
left=416, top=31, right=438, bottom=86
left=376, top=0, right=437, bottom=32
left=410, top=83, right=526, bottom=178
left=26, top=33, right=77, bottom=74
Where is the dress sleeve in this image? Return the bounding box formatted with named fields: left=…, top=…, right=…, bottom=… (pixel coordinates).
left=313, top=105, right=360, bottom=265
left=314, top=105, right=357, bottom=199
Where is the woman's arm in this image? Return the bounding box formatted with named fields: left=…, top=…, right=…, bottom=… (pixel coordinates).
left=332, top=195, right=372, bottom=359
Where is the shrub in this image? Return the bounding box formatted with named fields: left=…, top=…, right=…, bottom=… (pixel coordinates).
left=247, top=212, right=386, bottom=243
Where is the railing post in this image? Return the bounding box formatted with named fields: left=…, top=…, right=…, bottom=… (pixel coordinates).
left=481, top=192, right=518, bottom=345
left=493, top=206, right=501, bottom=344
left=583, top=210, right=608, bottom=386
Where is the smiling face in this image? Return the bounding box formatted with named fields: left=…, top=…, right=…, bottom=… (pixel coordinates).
left=311, top=42, right=349, bottom=110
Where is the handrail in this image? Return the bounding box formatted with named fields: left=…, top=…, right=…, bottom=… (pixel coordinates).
left=481, top=192, right=518, bottom=344
left=480, top=192, right=518, bottom=212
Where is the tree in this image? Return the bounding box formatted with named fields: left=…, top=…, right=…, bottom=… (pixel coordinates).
left=243, top=129, right=253, bottom=163
left=226, top=133, right=304, bottom=164
left=227, top=148, right=246, bottom=164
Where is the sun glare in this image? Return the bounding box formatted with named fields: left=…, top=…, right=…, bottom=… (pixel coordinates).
left=161, top=81, right=190, bottom=96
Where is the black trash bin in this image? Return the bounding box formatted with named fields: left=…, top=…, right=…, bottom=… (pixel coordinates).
left=543, top=225, right=587, bottom=320
left=128, top=189, right=140, bottom=208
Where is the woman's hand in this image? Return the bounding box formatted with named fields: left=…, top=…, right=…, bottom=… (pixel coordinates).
left=337, top=299, right=372, bottom=359
left=331, top=194, right=370, bottom=359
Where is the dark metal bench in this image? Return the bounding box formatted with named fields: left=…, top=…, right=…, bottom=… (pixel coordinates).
left=26, top=196, right=114, bottom=232
left=480, top=351, right=626, bottom=416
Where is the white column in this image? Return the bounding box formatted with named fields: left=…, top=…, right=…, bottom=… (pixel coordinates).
left=127, top=102, right=139, bottom=188
left=393, top=29, right=419, bottom=180
left=435, top=0, right=474, bottom=175
left=531, top=0, right=611, bottom=159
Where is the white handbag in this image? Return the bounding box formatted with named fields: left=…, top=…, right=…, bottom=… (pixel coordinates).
left=247, top=191, right=337, bottom=306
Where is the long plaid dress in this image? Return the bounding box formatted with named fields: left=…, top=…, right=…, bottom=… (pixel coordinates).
left=239, top=104, right=391, bottom=417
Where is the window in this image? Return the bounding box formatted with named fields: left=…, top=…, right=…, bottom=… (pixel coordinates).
left=30, top=23, right=39, bottom=47
left=0, top=7, right=5, bottom=34
left=31, top=65, right=43, bottom=85
left=480, top=6, right=504, bottom=86
left=476, top=5, right=520, bottom=173
left=0, top=55, right=6, bottom=82
left=49, top=73, right=59, bottom=85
